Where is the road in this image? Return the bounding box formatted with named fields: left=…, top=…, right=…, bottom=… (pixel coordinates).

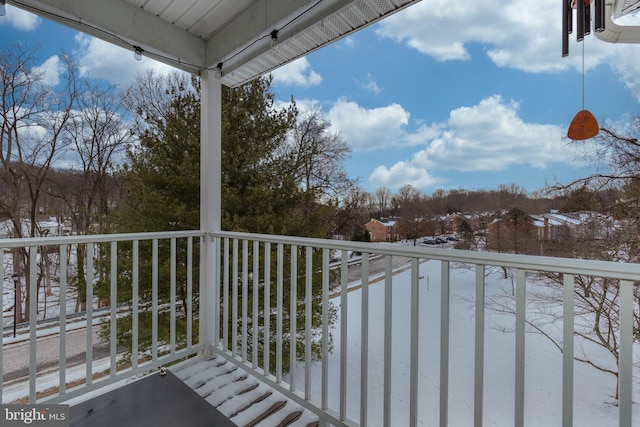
left=328, top=255, right=422, bottom=298
left=345, top=255, right=413, bottom=282
left=2, top=326, right=109, bottom=385
left=1, top=255, right=417, bottom=388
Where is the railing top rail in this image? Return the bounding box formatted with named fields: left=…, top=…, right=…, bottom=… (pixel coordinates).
left=211, top=230, right=640, bottom=281
left=0, top=230, right=205, bottom=248
left=2, top=228, right=638, bottom=281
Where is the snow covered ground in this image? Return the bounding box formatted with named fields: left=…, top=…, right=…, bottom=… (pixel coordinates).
left=291, top=259, right=640, bottom=426
left=2, top=250, right=80, bottom=330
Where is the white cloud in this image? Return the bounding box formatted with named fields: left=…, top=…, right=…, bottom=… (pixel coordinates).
left=369, top=162, right=444, bottom=190
left=31, top=56, right=64, bottom=87
left=405, top=123, right=442, bottom=147
left=377, top=0, right=640, bottom=99
left=357, top=73, right=382, bottom=94
left=609, top=46, right=640, bottom=101
left=369, top=95, right=590, bottom=190
left=415, top=95, right=579, bottom=170
left=327, top=99, right=410, bottom=151
left=1, top=6, right=40, bottom=31
left=272, top=57, right=322, bottom=87
left=74, top=34, right=174, bottom=86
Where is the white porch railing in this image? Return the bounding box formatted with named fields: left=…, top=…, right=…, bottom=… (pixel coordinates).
left=1, top=230, right=637, bottom=426
left=1, top=231, right=204, bottom=404
left=211, top=231, right=638, bottom=427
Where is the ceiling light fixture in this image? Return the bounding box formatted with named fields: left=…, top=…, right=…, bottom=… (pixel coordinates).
left=214, top=62, right=223, bottom=78
left=0, top=0, right=6, bottom=17
left=133, top=46, right=143, bottom=61
left=270, top=29, right=278, bottom=47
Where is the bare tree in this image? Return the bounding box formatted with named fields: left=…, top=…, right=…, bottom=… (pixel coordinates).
left=52, top=79, right=132, bottom=234
left=47, top=78, right=133, bottom=311
left=391, top=184, right=421, bottom=214
left=287, top=105, right=352, bottom=199
left=373, top=186, right=391, bottom=215
left=390, top=185, right=426, bottom=244
left=551, top=118, right=640, bottom=196
left=335, top=185, right=372, bottom=240
left=0, top=45, right=77, bottom=321
left=124, top=70, right=193, bottom=135
left=487, top=214, right=640, bottom=402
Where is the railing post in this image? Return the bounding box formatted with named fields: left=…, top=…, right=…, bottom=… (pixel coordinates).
left=383, top=255, right=393, bottom=427
left=440, top=260, right=450, bottom=427
left=85, top=244, right=94, bottom=387
left=232, top=239, right=239, bottom=357
left=29, top=246, right=38, bottom=403
left=514, top=269, right=526, bottom=427
left=563, top=274, right=575, bottom=427
left=152, top=239, right=158, bottom=362
left=199, top=233, right=220, bottom=356
left=110, top=242, right=118, bottom=375
left=409, top=257, right=419, bottom=427
left=474, top=264, right=485, bottom=427
left=619, top=280, right=633, bottom=427
left=360, top=253, right=370, bottom=427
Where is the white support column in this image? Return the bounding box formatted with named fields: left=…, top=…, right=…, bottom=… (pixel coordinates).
left=200, top=69, right=222, bottom=354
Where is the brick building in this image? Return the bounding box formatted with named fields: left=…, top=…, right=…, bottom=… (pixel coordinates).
left=364, top=218, right=399, bottom=242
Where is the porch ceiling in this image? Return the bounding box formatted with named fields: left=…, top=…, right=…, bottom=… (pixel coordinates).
left=10, top=0, right=421, bottom=86
left=615, top=0, right=640, bottom=17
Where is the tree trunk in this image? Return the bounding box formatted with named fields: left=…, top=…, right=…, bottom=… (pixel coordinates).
left=76, top=244, right=88, bottom=312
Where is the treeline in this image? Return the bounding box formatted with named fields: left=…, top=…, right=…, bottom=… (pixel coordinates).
left=334, top=183, right=574, bottom=242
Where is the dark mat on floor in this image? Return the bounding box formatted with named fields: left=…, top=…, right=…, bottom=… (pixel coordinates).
left=70, top=370, right=237, bottom=427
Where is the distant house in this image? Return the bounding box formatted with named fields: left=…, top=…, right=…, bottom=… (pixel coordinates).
left=487, top=210, right=613, bottom=255
left=486, top=212, right=539, bottom=254
left=445, top=213, right=464, bottom=234
left=431, top=213, right=481, bottom=235
left=530, top=211, right=579, bottom=242
left=364, top=218, right=399, bottom=242
left=531, top=211, right=614, bottom=242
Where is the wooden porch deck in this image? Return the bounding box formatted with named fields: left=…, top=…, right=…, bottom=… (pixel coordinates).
left=68, top=354, right=320, bottom=427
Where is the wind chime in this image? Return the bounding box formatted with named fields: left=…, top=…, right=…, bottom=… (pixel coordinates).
left=562, top=0, right=605, bottom=140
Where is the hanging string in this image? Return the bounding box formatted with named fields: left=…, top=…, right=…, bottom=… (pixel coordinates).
left=581, top=38, right=585, bottom=110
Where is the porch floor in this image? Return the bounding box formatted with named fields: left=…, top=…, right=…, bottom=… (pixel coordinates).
left=70, top=369, right=235, bottom=427
left=172, top=355, right=320, bottom=427
left=69, top=354, right=320, bottom=427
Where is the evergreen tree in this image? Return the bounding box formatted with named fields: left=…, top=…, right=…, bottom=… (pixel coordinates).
left=456, top=219, right=476, bottom=250
left=104, top=74, right=339, bottom=368
left=116, top=76, right=201, bottom=232
left=560, top=187, right=602, bottom=213
left=220, top=77, right=335, bottom=237
left=98, top=76, right=201, bottom=355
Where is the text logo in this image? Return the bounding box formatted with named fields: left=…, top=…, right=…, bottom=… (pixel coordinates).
left=1, top=405, right=69, bottom=427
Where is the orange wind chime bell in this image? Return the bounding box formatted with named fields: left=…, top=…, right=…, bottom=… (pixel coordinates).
left=562, top=0, right=604, bottom=140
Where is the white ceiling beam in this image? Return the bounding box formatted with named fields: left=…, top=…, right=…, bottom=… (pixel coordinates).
left=206, top=0, right=355, bottom=73
left=11, top=0, right=206, bottom=72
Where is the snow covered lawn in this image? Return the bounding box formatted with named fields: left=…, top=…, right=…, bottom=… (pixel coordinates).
left=292, top=259, right=639, bottom=426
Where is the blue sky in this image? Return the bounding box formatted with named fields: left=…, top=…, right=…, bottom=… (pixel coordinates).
left=2, top=1, right=640, bottom=196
